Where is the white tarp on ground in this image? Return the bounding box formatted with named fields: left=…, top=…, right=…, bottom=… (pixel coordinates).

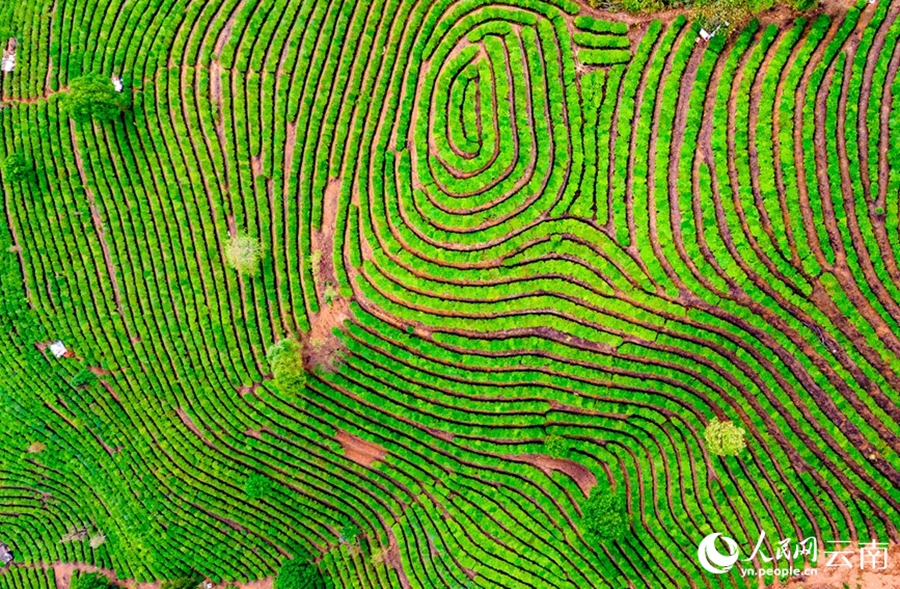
left=49, top=340, right=68, bottom=358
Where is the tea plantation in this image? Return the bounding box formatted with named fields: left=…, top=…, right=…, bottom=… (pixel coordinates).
left=0, top=0, right=899, bottom=586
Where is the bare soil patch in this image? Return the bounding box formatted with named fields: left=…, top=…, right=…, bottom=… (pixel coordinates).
left=305, top=176, right=353, bottom=371
left=425, top=426, right=454, bottom=442
left=304, top=296, right=351, bottom=372
left=336, top=430, right=386, bottom=467
left=507, top=453, right=597, bottom=496
left=311, top=177, right=343, bottom=288
left=382, top=532, right=412, bottom=588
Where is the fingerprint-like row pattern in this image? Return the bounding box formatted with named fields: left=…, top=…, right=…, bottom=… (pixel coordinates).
left=1, top=0, right=899, bottom=586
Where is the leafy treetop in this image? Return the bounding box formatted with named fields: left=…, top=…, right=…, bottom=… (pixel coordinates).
left=581, top=489, right=628, bottom=543
left=224, top=233, right=264, bottom=275
left=63, top=74, right=130, bottom=123
left=160, top=572, right=203, bottom=589
left=71, top=572, right=111, bottom=589
left=244, top=473, right=275, bottom=499
left=544, top=434, right=569, bottom=459
left=704, top=417, right=746, bottom=457
left=275, top=559, right=329, bottom=589
left=3, top=152, right=33, bottom=183
left=267, top=338, right=306, bottom=391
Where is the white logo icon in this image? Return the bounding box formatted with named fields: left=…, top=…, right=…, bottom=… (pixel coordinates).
left=698, top=533, right=740, bottom=574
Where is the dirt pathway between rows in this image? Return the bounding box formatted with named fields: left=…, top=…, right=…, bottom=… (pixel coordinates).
left=336, top=430, right=387, bottom=466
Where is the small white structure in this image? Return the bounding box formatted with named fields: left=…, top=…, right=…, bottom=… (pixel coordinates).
left=699, top=21, right=728, bottom=42
left=1, top=38, right=15, bottom=73
left=49, top=340, right=68, bottom=358
left=111, top=75, right=123, bottom=92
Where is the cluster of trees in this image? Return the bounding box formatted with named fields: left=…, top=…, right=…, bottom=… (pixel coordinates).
left=244, top=473, right=276, bottom=499
left=69, top=563, right=330, bottom=589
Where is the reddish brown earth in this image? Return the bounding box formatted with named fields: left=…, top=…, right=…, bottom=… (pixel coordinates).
left=304, top=176, right=352, bottom=371
left=507, top=453, right=597, bottom=496
left=336, top=430, right=387, bottom=466
left=304, top=296, right=351, bottom=372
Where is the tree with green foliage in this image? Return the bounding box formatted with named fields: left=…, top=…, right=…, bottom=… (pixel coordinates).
left=339, top=517, right=360, bottom=544
left=267, top=338, right=306, bottom=391
left=544, top=435, right=569, bottom=459
left=704, top=417, right=746, bottom=457
left=71, top=572, right=111, bottom=589
left=275, top=559, right=328, bottom=589
left=224, top=233, right=263, bottom=275
left=244, top=473, right=274, bottom=499
left=63, top=74, right=129, bottom=123
left=161, top=573, right=202, bottom=589
left=70, top=367, right=98, bottom=388
left=581, top=489, right=627, bottom=543
left=3, top=152, right=33, bottom=183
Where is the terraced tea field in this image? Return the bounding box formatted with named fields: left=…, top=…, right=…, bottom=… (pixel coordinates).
left=1, top=0, right=900, bottom=586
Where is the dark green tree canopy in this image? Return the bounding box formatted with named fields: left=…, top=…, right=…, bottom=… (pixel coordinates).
left=71, top=572, right=111, bottom=589
left=3, top=151, right=33, bottom=183
left=63, top=74, right=130, bottom=123
left=70, top=367, right=99, bottom=388
left=160, top=573, right=202, bottom=589
left=543, top=434, right=569, bottom=459
left=267, top=338, right=306, bottom=391
left=275, top=559, right=328, bottom=589
left=244, top=473, right=275, bottom=499
left=581, top=489, right=628, bottom=543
